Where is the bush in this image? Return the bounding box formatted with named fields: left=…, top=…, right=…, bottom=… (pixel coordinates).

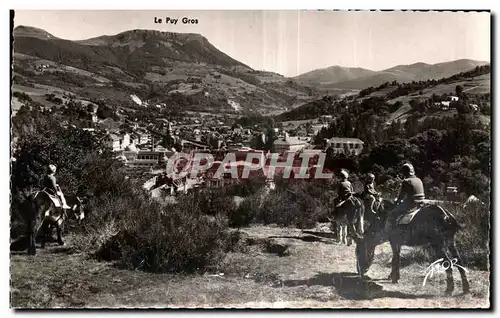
left=227, top=182, right=331, bottom=229
left=11, top=108, right=232, bottom=274
left=75, top=191, right=231, bottom=274
left=12, top=91, right=32, bottom=103
left=445, top=202, right=490, bottom=269
left=196, top=189, right=238, bottom=217
left=228, top=194, right=261, bottom=227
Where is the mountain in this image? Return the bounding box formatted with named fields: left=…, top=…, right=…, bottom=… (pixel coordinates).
left=294, top=65, right=376, bottom=86
left=329, top=59, right=489, bottom=90
left=276, top=63, right=491, bottom=123
left=13, top=27, right=250, bottom=75
left=12, top=25, right=318, bottom=115
left=12, top=25, right=59, bottom=40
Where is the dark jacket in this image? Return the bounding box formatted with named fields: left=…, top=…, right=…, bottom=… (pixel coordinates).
left=338, top=180, right=354, bottom=201
left=397, top=176, right=425, bottom=204
left=43, top=174, right=58, bottom=194
left=364, top=182, right=378, bottom=196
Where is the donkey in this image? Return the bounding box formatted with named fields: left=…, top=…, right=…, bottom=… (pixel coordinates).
left=24, top=190, right=85, bottom=255
left=331, top=195, right=365, bottom=245
left=355, top=203, right=470, bottom=296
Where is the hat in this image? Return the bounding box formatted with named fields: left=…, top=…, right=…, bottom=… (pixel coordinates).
left=339, top=169, right=349, bottom=179
left=401, top=163, right=415, bottom=176
left=48, top=164, right=57, bottom=173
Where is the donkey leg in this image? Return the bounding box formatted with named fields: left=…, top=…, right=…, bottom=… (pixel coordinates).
left=448, top=240, right=470, bottom=293
left=56, top=219, right=65, bottom=246
left=346, top=226, right=352, bottom=246
left=340, top=224, right=348, bottom=244
left=27, top=221, right=36, bottom=255
left=388, top=241, right=401, bottom=283
left=435, top=245, right=454, bottom=296
left=336, top=223, right=343, bottom=243
left=39, top=221, right=48, bottom=249
left=347, top=221, right=362, bottom=240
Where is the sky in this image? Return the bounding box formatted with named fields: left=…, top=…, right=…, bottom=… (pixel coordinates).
left=13, top=10, right=491, bottom=77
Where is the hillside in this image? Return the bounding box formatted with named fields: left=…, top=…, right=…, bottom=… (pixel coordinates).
left=12, top=25, right=59, bottom=40
left=328, top=59, right=489, bottom=90
left=294, top=66, right=375, bottom=87
left=12, top=25, right=318, bottom=116
left=276, top=65, right=491, bottom=123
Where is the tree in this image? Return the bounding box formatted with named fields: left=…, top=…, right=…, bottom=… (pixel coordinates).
left=11, top=109, right=124, bottom=200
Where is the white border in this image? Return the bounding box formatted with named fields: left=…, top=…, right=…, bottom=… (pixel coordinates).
left=2, top=0, right=498, bottom=316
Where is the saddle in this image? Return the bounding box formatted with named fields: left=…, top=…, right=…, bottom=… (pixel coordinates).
left=336, top=196, right=354, bottom=208
left=38, top=189, right=63, bottom=208
left=396, top=201, right=426, bottom=225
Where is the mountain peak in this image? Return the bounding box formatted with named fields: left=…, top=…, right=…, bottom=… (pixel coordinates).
left=77, top=29, right=206, bottom=46
left=294, top=65, right=375, bottom=86
left=14, top=25, right=58, bottom=40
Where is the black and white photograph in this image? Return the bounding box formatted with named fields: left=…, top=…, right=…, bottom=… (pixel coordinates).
left=9, top=9, right=491, bottom=309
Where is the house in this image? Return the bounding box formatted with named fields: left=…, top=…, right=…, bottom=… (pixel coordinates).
left=180, top=139, right=209, bottom=151
left=131, top=132, right=150, bottom=145
left=274, top=134, right=310, bottom=153
left=326, top=137, right=364, bottom=156
left=441, top=101, right=451, bottom=111
left=122, top=145, right=166, bottom=168
left=108, top=134, right=121, bottom=151
left=118, top=133, right=130, bottom=150
left=469, top=104, right=479, bottom=112
left=450, top=96, right=459, bottom=102
left=319, top=115, right=333, bottom=123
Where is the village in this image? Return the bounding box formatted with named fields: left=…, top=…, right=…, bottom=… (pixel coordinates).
left=69, top=102, right=366, bottom=196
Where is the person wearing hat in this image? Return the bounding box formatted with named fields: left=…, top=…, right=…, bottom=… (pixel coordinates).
left=363, top=173, right=380, bottom=215
left=381, top=163, right=425, bottom=239
left=334, top=169, right=354, bottom=208
left=43, top=164, right=71, bottom=210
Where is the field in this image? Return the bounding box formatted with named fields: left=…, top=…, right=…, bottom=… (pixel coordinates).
left=10, top=225, right=489, bottom=308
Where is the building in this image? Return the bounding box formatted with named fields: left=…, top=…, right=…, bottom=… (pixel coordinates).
left=122, top=144, right=170, bottom=168
left=441, top=101, right=451, bottom=110
left=118, top=133, right=130, bottom=150
left=273, top=134, right=310, bottom=153
left=319, top=115, right=333, bottom=123
left=326, top=137, right=364, bottom=156
left=108, top=134, right=121, bottom=151
left=131, top=132, right=150, bottom=145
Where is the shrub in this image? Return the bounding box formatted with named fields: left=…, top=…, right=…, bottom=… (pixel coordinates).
left=228, top=194, right=261, bottom=227
left=445, top=202, right=490, bottom=270
left=225, top=182, right=334, bottom=228
left=75, top=191, right=232, bottom=274
left=12, top=91, right=32, bottom=103
left=196, top=189, right=238, bottom=217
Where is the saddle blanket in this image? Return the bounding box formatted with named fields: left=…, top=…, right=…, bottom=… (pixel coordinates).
left=396, top=207, right=420, bottom=225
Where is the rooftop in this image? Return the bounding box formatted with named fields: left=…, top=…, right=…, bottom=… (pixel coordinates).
left=327, top=137, right=364, bottom=144
left=274, top=136, right=310, bottom=146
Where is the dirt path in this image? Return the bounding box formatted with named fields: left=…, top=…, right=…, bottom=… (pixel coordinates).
left=10, top=225, right=490, bottom=308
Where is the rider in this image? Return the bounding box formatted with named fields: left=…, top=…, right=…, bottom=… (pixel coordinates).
left=363, top=173, right=380, bottom=215
left=334, top=169, right=354, bottom=209
left=43, top=164, right=71, bottom=210
left=381, top=163, right=425, bottom=239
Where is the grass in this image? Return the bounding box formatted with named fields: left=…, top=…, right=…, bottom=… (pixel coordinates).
left=10, top=225, right=490, bottom=308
